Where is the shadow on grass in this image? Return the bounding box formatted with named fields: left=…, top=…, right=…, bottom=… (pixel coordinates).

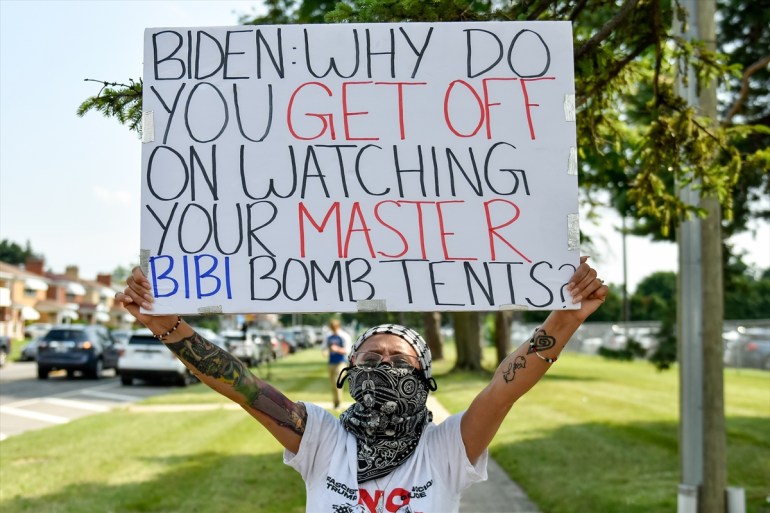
left=492, top=416, right=770, bottom=513
left=2, top=451, right=307, bottom=513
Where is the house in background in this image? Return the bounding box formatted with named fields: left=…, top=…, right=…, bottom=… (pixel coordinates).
left=0, top=259, right=130, bottom=339
left=0, top=261, right=49, bottom=339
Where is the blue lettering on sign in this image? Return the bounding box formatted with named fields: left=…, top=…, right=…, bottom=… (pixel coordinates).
left=149, top=254, right=232, bottom=300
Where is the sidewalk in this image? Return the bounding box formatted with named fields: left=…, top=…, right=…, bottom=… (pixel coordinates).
left=426, top=396, right=541, bottom=513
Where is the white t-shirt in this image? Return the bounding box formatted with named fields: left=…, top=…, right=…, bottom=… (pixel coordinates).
left=285, top=402, right=488, bottom=513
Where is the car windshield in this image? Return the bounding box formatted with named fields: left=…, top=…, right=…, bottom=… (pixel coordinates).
left=129, top=335, right=162, bottom=346
left=45, top=330, right=87, bottom=341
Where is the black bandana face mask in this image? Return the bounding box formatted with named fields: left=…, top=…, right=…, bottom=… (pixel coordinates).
left=337, top=364, right=432, bottom=482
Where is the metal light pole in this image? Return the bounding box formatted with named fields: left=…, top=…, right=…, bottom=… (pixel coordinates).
left=676, top=0, right=728, bottom=512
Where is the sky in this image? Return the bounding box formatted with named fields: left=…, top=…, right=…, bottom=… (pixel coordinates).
left=0, top=0, right=767, bottom=293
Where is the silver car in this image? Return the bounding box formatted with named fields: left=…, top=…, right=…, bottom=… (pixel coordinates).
left=219, top=329, right=258, bottom=366
left=724, top=327, right=770, bottom=370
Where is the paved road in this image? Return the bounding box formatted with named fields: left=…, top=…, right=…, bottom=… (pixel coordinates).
left=0, top=360, right=178, bottom=441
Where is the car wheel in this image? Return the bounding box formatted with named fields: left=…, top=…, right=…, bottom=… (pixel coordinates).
left=37, top=366, right=49, bottom=379
left=177, top=370, right=196, bottom=387
left=88, top=359, right=104, bottom=379
left=121, top=375, right=133, bottom=386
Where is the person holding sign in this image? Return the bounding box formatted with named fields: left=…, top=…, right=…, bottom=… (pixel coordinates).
left=324, top=318, right=352, bottom=410
left=116, top=256, right=607, bottom=513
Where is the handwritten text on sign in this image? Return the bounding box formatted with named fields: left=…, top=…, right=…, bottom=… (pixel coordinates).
left=140, top=21, right=579, bottom=314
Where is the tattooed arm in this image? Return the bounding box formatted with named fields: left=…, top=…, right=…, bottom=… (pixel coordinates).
left=460, top=257, right=608, bottom=464
left=116, top=267, right=306, bottom=454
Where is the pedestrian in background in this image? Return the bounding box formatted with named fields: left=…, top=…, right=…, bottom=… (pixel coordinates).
left=325, top=318, right=351, bottom=410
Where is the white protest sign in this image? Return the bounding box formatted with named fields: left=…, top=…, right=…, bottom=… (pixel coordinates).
left=140, top=21, right=580, bottom=314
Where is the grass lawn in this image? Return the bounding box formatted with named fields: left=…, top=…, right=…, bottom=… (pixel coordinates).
left=432, top=346, right=770, bottom=513
left=1, top=344, right=768, bottom=513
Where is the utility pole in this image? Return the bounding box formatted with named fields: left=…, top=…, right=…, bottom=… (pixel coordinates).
left=676, top=0, right=727, bottom=512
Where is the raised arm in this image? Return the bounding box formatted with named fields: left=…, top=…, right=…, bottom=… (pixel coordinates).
left=460, top=257, right=608, bottom=464
left=116, top=267, right=306, bottom=453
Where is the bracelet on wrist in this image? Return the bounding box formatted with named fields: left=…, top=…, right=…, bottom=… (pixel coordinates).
left=529, top=339, right=558, bottom=364
left=154, top=316, right=182, bottom=341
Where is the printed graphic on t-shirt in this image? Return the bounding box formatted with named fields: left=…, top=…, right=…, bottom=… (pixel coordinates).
left=327, top=475, right=433, bottom=513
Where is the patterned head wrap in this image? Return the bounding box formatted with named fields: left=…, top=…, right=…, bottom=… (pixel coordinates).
left=338, top=324, right=437, bottom=482
left=350, top=323, right=435, bottom=387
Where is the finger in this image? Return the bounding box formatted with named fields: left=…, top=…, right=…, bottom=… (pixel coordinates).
left=567, top=261, right=594, bottom=291
left=587, top=283, right=610, bottom=302
left=127, top=269, right=154, bottom=306
left=131, top=266, right=151, bottom=289
left=572, top=276, right=605, bottom=304
left=115, top=291, right=142, bottom=319
left=122, top=282, right=153, bottom=310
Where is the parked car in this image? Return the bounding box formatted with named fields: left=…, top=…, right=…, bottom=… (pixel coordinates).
left=118, top=329, right=198, bottom=386
left=255, top=330, right=281, bottom=359
left=276, top=329, right=299, bottom=354
left=36, top=325, right=120, bottom=379
left=20, top=338, right=41, bottom=361
left=292, top=326, right=316, bottom=349
left=219, top=329, right=259, bottom=366
left=24, top=322, right=52, bottom=339
left=110, top=328, right=134, bottom=346
left=724, top=327, right=770, bottom=370
left=191, top=327, right=223, bottom=347
left=0, top=336, right=10, bottom=367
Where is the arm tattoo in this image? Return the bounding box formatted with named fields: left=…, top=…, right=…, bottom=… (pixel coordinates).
left=501, top=327, right=557, bottom=384
left=166, top=332, right=306, bottom=435
left=502, top=356, right=527, bottom=383
left=526, top=327, right=556, bottom=354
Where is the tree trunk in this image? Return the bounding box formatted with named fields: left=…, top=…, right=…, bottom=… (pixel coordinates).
left=494, top=311, right=513, bottom=364
left=422, top=312, right=444, bottom=360
left=452, top=312, right=482, bottom=371
left=698, top=2, right=725, bottom=508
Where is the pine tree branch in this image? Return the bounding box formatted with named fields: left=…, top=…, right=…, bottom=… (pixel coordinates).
left=574, top=0, right=641, bottom=60
left=723, top=54, right=770, bottom=126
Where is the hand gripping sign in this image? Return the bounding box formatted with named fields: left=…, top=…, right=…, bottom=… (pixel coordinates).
left=140, top=21, right=580, bottom=314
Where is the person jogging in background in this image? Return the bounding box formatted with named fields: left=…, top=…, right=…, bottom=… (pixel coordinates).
left=116, top=256, right=607, bottom=513
left=325, top=318, right=352, bottom=410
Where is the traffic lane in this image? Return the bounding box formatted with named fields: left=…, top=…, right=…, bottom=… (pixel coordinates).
left=0, top=361, right=122, bottom=403
left=0, top=361, right=187, bottom=440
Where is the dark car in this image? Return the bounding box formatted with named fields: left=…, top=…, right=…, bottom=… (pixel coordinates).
left=36, top=325, right=120, bottom=379
left=0, top=336, right=10, bottom=367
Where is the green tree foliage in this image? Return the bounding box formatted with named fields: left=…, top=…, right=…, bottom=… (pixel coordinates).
left=630, top=271, right=677, bottom=321
left=627, top=270, right=677, bottom=369
left=723, top=254, right=770, bottom=319
left=76, top=79, right=143, bottom=135
left=0, top=239, right=39, bottom=265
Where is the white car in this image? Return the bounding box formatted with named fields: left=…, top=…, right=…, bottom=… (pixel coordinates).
left=24, top=323, right=52, bottom=340
left=219, top=329, right=259, bottom=366
left=117, top=329, right=197, bottom=386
